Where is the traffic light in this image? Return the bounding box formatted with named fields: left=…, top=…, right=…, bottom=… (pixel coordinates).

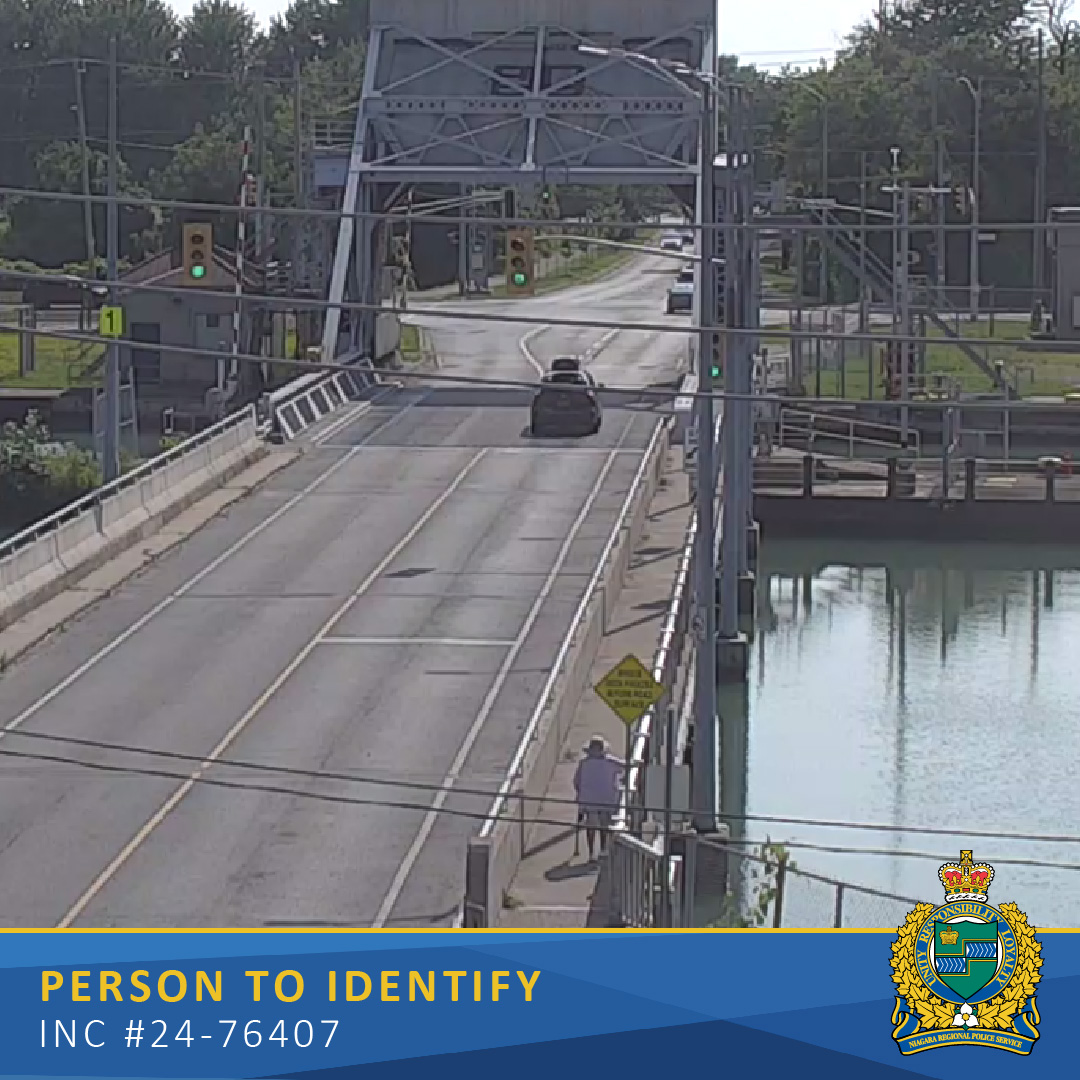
left=953, top=186, right=969, bottom=215
left=708, top=337, right=723, bottom=380
left=182, top=222, right=212, bottom=284
left=505, top=227, right=535, bottom=297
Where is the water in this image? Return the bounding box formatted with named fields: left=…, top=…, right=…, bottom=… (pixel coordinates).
left=742, top=540, right=1080, bottom=927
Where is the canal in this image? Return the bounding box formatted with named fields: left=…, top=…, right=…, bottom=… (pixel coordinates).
left=734, top=539, right=1080, bottom=927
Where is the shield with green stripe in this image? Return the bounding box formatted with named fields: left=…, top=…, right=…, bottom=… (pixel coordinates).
left=934, top=921, right=1000, bottom=1000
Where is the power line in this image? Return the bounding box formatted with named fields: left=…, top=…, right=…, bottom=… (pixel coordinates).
left=5, top=721, right=1080, bottom=849
left=0, top=181, right=1065, bottom=234
left=3, top=742, right=1080, bottom=875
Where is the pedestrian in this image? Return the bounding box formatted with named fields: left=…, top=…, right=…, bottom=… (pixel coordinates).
left=572, top=736, right=624, bottom=864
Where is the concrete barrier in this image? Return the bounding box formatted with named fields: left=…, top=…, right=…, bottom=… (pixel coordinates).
left=464, top=418, right=671, bottom=926
left=0, top=405, right=264, bottom=633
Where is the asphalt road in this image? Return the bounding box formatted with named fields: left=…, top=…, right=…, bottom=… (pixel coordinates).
left=406, top=252, right=692, bottom=388
left=0, top=380, right=661, bottom=928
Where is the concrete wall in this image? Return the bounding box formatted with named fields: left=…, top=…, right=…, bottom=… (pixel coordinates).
left=0, top=408, right=264, bottom=637
left=122, top=290, right=236, bottom=388
left=371, top=0, right=714, bottom=38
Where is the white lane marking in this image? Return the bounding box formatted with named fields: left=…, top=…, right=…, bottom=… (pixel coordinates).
left=518, top=327, right=548, bottom=376
left=2, top=394, right=428, bottom=742
left=371, top=418, right=634, bottom=928
left=57, top=449, right=489, bottom=928
left=583, top=327, right=621, bottom=363
left=320, top=637, right=516, bottom=648
left=312, top=402, right=372, bottom=446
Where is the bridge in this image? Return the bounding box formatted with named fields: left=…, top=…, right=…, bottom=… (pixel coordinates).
left=0, top=0, right=755, bottom=927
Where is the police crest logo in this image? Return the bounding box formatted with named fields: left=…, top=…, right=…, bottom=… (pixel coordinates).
left=890, top=851, right=1043, bottom=1055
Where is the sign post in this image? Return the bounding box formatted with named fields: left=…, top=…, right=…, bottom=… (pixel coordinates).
left=594, top=653, right=666, bottom=816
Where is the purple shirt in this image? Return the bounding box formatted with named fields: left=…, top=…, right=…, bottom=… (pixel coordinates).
left=573, top=754, right=624, bottom=811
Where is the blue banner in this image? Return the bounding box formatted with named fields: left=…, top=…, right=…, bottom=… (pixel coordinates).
left=1, top=930, right=1072, bottom=1078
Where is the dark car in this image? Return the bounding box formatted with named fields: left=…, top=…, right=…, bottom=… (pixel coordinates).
left=550, top=356, right=581, bottom=373
left=530, top=374, right=602, bottom=437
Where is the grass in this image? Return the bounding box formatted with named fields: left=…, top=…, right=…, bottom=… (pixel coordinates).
left=0, top=330, right=103, bottom=390
left=776, top=315, right=1080, bottom=401
left=398, top=322, right=426, bottom=366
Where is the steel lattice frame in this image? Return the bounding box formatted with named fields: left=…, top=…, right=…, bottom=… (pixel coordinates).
left=318, top=9, right=721, bottom=364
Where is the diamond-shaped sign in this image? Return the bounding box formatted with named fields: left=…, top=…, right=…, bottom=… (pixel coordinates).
left=594, top=653, right=665, bottom=726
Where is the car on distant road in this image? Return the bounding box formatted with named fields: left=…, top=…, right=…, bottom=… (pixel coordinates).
left=530, top=373, right=602, bottom=437
left=666, top=266, right=695, bottom=313
left=660, top=232, right=683, bottom=252
left=548, top=356, right=600, bottom=388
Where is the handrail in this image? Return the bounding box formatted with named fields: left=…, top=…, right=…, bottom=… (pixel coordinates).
left=620, top=508, right=695, bottom=831
left=0, top=405, right=256, bottom=564
left=779, top=407, right=921, bottom=457
left=476, top=418, right=668, bottom=840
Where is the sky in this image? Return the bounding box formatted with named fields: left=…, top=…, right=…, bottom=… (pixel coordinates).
left=164, top=0, right=881, bottom=69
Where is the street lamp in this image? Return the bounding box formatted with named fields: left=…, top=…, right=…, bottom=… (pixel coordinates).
left=578, top=42, right=723, bottom=836
left=800, top=83, right=829, bottom=304
left=957, top=76, right=982, bottom=321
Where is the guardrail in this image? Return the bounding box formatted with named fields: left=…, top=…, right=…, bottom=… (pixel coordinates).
left=463, top=418, right=670, bottom=927
left=0, top=405, right=261, bottom=633
left=778, top=407, right=921, bottom=458
left=264, top=367, right=369, bottom=441
left=605, top=507, right=695, bottom=928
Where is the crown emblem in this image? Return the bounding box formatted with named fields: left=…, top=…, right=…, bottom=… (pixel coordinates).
left=939, top=929, right=959, bottom=945
left=938, top=850, right=994, bottom=902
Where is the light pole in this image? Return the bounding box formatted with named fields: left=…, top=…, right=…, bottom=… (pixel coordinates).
left=957, top=76, right=981, bottom=321
left=801, top=83, right=829, bottom=304
left=578, top=43, right=722, bottom=834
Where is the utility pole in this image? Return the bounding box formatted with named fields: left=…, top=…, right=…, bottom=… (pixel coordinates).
left=859, top=151, right=868, bottom=345
left=692, top=76, right=718, bottom=835
left=932, top=80, right=947, bottom=303
left=957, top=75, right=981, bottom=320
left=72, top=61, right=96, bottom=277
left=1035, top=30, right=1047, bottom=298
left=254, top=61, right=267, bottom=263
left=102, top=36, right=121, bottom=483
left=898, top=182, right=911, bottom=442
left=820, top=94, right=829, bottom=304
left=293, top=59, right=304, bottom=210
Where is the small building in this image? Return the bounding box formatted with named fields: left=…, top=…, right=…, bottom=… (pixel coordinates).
left=116, top=248, right=304, bottom=432
left=1049, top=207, right=1080, bottom=340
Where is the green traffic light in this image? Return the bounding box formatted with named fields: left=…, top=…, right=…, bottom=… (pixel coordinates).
left=513, top=272, right=528, bottom=286
left=190, top=265, right=206, bottom=279
left=710, top=366, right=721, bottom=378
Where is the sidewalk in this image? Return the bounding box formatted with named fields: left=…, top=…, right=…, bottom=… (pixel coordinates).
left=498, top=446, right=694, bottom=928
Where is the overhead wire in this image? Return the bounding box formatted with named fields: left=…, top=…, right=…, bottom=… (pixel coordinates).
left=0, top=182, right=1064, bottom=234
left=2, top=722, right=1080, bottom=851
left=3, top=741, right=1080, bottom=874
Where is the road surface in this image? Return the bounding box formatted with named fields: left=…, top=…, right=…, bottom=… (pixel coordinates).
left=0, top=280, right=665, bottom=928
left=405, top=252, right=691, bottom=389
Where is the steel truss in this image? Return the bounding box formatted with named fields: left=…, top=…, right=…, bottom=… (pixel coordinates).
left=317, top=15, right=714, bottom=362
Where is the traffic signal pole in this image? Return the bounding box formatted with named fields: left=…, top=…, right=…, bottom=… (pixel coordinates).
left=102, top=35, right=121, bottom=483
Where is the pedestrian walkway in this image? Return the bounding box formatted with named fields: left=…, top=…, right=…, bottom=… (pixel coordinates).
left=498, top=445, right=694, bottom=927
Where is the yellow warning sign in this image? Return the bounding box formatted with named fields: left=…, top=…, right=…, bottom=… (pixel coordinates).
left=98, top=306, right=123, bottom=338
left=594, top=653, right=665, bottom=726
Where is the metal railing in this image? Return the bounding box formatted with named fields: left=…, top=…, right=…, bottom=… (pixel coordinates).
left=777, top=407, right=921, bottom=458
left=705, top=840, right=922, bottom=929
left=264, top=366, right=371, bottom=441
left=609, top=831, right=685, bottom=928
left=0, top=404, right=257, bottom=566
left=621, top=509, right=695, bottom=834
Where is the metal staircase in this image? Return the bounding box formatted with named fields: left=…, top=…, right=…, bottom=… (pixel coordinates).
left=805, top=204, right=1014, bottom=395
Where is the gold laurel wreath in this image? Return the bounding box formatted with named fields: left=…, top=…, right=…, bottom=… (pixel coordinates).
left=890, top=901, right=1043, bottom=1034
